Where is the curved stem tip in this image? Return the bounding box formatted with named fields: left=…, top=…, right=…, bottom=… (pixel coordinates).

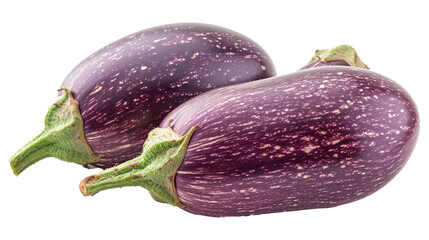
left=79, top=125, right=198, bottom=208
left=9, top=89, right=99, bottom=175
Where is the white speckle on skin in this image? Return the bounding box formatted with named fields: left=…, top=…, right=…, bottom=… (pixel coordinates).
left=261, top=144, right=271, bottom=149
left=191, top=52, right=200, bottom=59
left=153, top=37, right=167, bottom=43
left=301, top=136, right=311, bottom=141
left=189, top=185, right=206, bottom=190
left=118, top=144, right=131, bottom=149
left=302, top=144, right=320, bottom=153
left=340, top=104, right=349, bottom=109
left=337, top=72, right=343, bottom=75
left=90, top=86, right=103, bottom=95
left=140, top=65, right=148, bottom=70
left=103, top=119, right=116, bottom=126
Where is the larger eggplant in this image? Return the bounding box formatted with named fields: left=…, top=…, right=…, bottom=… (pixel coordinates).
left=9, top=23, right=275, bottom=175
left=79, top=46, right=419, bottom=217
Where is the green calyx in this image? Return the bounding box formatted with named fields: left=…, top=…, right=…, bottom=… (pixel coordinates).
left=309, top=45, right=369, bottom=69
left=79, top=125, right=198, bottom=208
left=9, top=89, right=99, bottom=175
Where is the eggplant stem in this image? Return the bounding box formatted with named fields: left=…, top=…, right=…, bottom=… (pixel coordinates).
left=9, top=89, right=99, bottom=175
left=308, top=45, right=369, bottom=69
left=79, top=125, right=198, bottom=208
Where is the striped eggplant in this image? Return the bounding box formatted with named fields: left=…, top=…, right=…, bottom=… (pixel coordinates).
left=9, top=23, right=276, bottom=175
left=79, top=45, right=419, bottom=217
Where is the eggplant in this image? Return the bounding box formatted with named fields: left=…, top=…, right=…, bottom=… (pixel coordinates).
left=9, top=23, right=275, bottom=175
left=79, top=45, right=418, bottom=217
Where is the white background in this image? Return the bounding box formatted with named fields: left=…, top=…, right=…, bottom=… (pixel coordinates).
left=1, top=0, right=428, bottom=239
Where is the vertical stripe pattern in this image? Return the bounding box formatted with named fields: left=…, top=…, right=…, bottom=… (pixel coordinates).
left=60, top=23, right=275, bottom=168
left=160, top=66, right=419, bottom=217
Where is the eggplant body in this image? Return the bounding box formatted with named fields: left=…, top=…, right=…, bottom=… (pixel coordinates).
left=159, top=66, right=419, bottom=217
left=60, top=23, right=275, bottom=168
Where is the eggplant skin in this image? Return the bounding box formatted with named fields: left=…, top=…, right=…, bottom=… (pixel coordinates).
left=60, top=23, right=275, bottom=168
left=160, top=66, right=419, bottom=217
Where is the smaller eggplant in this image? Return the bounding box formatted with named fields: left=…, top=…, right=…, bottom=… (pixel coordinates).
left=79, top=45, right=418, bottom=217
left=9, top=23, right=275, bottom=175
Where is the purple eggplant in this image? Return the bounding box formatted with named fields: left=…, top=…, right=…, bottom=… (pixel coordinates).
left=79, top=45, right=418, bottom=217
left=9, top=23, right=275, bottom=175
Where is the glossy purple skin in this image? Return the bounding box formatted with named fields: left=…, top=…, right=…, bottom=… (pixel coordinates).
left=60, top=23, right=275, bottom=168
left=160, top=66, right=419, bottom=217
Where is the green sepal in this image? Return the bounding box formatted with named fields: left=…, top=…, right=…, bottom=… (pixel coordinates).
left=9, top=89, right=99, bottom=175
left=80, top=125, right=198, bottom=208
left=309, top=45, right=369, bottom=69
